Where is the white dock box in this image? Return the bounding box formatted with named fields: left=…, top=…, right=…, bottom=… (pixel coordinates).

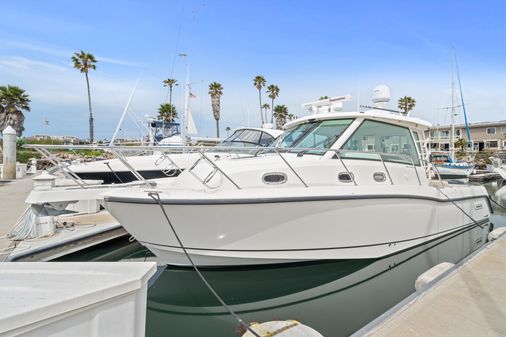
left=0, top=262, right=156, bottom=337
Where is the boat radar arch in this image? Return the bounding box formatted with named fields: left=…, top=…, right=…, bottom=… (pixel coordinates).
left=372, top=85, right=391, bottom=109
left=302, top=95, right=351, bottom=114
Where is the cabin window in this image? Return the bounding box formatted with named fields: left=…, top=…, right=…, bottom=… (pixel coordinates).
left=278, top=119, right=354, bottom=154
left=259, top=132, right=275, bottom=146
left=486, top=127, right=496, bottom=135
left=340, top=120, right=420, bottom=165
left=502, top=127, right=506, bottom=135
left=278, top=122, right=317, bottom=148
left=292, top=119, right=354, bottom=152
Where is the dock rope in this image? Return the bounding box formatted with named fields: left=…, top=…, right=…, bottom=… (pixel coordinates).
left=488, top=196, right=506, bottom=212
left=435, top=186, right=484, bottom=229
left=147, top=192, right=261, bottom=337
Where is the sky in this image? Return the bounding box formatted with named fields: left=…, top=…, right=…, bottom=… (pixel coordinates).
left=1, top=0, right=505, bottom=140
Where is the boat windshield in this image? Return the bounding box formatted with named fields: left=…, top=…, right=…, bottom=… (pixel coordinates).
left=221, top=129, right=276, bottom=147
left=277, top=119, right=354, bottom=154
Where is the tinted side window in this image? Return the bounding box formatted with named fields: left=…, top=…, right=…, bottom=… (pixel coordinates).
left=341, top=120, right=420, bottom=165
left=259, top=132, right=275, bottom=146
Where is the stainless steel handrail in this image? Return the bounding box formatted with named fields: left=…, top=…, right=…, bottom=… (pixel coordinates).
left=24, top=143, right=429, bottom=190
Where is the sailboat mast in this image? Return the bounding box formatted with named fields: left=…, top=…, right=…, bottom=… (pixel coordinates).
left=453, top=49, right=472, bottom=150
left=450, top=66, right=456, bottom=160
left=181, top=55, right=189, bottom=146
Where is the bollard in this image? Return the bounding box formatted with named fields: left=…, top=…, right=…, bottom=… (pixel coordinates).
left=2, top=126, right=17, bottom=179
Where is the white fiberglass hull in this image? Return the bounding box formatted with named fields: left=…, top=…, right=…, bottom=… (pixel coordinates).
left=493, top=166, right=506, bottom=180
left=105, top=186, right=491, bottom=266
left=433, top=164, right=474, bottom=179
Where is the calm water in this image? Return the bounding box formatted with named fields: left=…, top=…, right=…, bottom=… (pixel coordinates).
left=58, top=181, right=506, bottom=337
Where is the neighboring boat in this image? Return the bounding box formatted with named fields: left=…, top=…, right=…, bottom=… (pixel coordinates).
left=103, top=87, right=491, bottom=267
left=68, top=127, right=283, bottom=184
left=429, top=57, right=474, bottom=180
left=429, top=152, right=474, bottom=180
left=491, top=151, right=506, bottom=180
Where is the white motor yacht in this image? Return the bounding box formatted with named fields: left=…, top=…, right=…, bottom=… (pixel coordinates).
left=103, top=91, right=491, bottom=267
left=68, top=127, right=282, bottom=184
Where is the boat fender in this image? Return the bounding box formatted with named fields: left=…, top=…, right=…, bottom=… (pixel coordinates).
left=488, top=227, right=506, bottom=241
left=242, top=320, right=323, bottom=337
left=415, top=262, right=455, bottom=291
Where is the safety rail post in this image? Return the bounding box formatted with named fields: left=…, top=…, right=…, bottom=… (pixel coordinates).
left=274, top=148, right=309, bottom=188
left=107, top=148, right=147, bottom=183
left=378, top=153, right=394, bottom=185
left=334, top=150, right=357, bottom=186
left=32, top=146, right=87, bottom=188
left=155, top=152, right=184, bottom=177
left=200, top=151, right=241, bottom=189
left=410, top=157, right=422, bottom=185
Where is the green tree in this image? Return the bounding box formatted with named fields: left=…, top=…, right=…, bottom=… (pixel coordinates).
left=158, top=103, right=178, bottom=122
left=397, top=96, right=416, bottom=115
left=208, top=82, right=223, bottom=138
left=225, top=126, right=231, bottom=137
left=273, top=104, right=289, bottom=130
left=72, top=50, right=97, bottom=142
left=319, top=96, right=329, bottom=100
left=0, top=85, right=31, bottom=136
left=253, top=75, right=267, bottom=124
left=162, top=78, right=178, bottom=106
left=266, top=84, right=280, bottom=124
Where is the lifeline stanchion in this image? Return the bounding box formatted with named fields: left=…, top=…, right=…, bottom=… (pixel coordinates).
left=147, top=191, right=261, bottom=337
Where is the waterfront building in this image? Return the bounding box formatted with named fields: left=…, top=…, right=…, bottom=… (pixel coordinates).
left=425, top=120, right=506, bottom=152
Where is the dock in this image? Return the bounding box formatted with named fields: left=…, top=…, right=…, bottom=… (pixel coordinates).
left=469, top=172, right=501, bottom=182
left=0, top=176, right=127, bottom=262
left=0, top=177, right=35, bottom=254
left=352, top=230, right=506, bottom=337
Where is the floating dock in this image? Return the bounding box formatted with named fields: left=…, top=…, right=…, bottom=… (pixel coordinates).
left=352, top=229, right=506, bottom=337
left=469, top=172, right=501, bottom=182
left=0, top=176, right=127, bottom=262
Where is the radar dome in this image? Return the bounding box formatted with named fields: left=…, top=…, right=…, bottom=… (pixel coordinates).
left=372, top=85, right=390, bottom=108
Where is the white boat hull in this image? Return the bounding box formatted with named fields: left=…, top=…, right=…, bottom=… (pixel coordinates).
left=433, top=164, right=474, bottom=179
left=105, top=187, right=490, bottom=266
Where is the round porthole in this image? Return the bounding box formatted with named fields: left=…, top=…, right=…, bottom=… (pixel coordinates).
left=262, top=172, right=287, bottom=185
left=338, top=172, right=354, bottom=183
left=373, top=172, right=387, bottom=182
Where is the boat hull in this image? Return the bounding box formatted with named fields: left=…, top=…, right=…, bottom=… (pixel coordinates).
left=433, top=164, right=474, bottom=179
left=105, top=192, right=490, bottom=266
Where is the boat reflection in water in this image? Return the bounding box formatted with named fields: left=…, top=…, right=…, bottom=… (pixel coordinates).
left=146, top=224, right=490, bottom=337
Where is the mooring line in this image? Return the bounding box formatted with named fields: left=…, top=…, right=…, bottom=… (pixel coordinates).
left=488, top=196, right=506, bottom=212
left=147, top=191, right=261, bottom=337
left=435, top=186, right=484, bottom=229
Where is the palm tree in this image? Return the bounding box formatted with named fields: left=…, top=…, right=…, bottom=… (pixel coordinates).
left=261, top=103, right=270, bottom=121
left=273, top=104, right=289, bottom=130
left=398, top=96, right=416, bottom=115
left=158, top=103, right=178, bottom=122
left=72, top=51, right=97, bottom=142
left=253, top=75, right=267, bottom=124
left=287, top=113, right=296, bottom=122
left=163, top=78, right=178, bottom=105
left=266, top=85, right=280, bottom=123
left=0, top=85, right=31, bottom=136
left=319, top=96, right=329, bottom=100
left=208, top=82, right=223, bottom=138
left=225, top=126, right=231, bottom=137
